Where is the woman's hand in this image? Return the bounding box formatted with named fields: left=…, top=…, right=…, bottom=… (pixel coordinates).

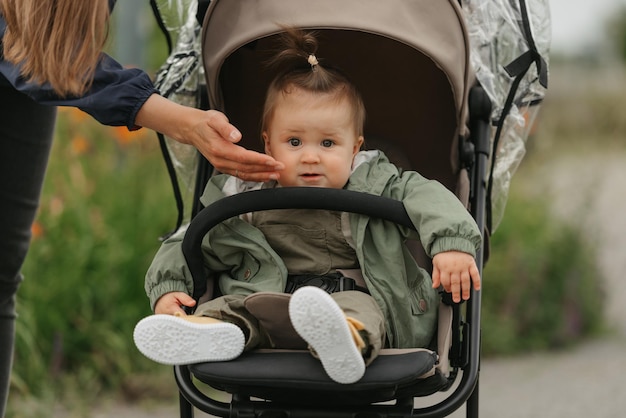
left=136, top=94, right=284, bottom=182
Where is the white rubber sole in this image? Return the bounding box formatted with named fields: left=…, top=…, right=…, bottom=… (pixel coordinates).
left=133, top=315, right=245, bottom=365
left=288, top=287, right=365, bottom=384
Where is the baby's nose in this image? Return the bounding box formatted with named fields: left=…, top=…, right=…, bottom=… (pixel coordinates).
left=301, top=149, right=321, bottom=163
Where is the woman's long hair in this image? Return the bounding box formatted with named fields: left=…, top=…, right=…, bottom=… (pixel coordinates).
left=1, top=0, right=110, bottom=96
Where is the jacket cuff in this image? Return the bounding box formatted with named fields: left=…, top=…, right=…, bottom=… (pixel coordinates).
left=430, top=236, right=477, bottom=258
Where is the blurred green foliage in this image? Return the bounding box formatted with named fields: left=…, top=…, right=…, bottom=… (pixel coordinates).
left=607, top=6, right=626, bottom=63
left=11, top=110, right=178, bottom=405
left=481, top=189, right=605, bottom=356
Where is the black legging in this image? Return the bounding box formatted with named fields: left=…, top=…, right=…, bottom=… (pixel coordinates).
left=0, top=81, right=56, bottom=416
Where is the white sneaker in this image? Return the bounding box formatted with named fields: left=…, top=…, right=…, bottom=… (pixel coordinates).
left=133, top=314, right=245, bottom=365
left=288, top=287, right=365, bottom=384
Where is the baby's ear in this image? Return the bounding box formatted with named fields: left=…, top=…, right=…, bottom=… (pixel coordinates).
left=354, top=136, right=364, bottom=154
left=262, top=132, right=271, bottom=155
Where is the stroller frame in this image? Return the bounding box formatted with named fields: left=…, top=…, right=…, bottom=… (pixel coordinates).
left=173, top=83, right=491, bottom=418
left=144, top=0, right=549, bottom=415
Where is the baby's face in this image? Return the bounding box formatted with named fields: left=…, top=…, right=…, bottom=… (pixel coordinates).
left=263, top=89, right=363, bottom=189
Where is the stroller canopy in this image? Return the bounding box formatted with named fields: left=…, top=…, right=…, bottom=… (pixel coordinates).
left=152, top=0, right=550, bottom=231
left=201, top=0, right=472, bottom=190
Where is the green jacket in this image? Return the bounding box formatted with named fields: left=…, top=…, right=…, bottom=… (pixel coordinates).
left=145, top=151, right=482, bottom=348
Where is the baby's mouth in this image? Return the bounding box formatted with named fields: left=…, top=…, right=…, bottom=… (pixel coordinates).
left=300, top=173, right=324, bottom=182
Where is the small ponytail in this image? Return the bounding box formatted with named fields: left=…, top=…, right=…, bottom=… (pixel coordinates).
left=266, top=26, right=320, bottom=71
left=261, top=26, right=366, bottom=136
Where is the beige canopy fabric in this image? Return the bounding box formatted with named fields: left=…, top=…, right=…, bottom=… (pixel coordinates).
left=201, top=0, right=473, bottom=188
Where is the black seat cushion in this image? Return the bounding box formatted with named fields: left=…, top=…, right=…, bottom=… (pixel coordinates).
left=189, top=349, right=447, bottom=405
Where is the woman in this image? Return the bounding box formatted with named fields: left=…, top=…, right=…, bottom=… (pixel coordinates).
left=0, top=0, right=283, bottom=414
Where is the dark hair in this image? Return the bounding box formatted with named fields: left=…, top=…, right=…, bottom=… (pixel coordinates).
left=261, top=27, right=366, bottom=136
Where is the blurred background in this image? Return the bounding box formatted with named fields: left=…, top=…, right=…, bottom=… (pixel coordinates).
left=6, top=1, right=626, bottom=417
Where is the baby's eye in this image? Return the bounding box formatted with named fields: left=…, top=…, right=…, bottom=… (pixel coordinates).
left=288, top=138, right=301, bottom=147
left=321, top=139, right=334, bottom=148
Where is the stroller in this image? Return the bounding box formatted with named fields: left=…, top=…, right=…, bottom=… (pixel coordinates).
left=149, top=0, right=550, bottom=416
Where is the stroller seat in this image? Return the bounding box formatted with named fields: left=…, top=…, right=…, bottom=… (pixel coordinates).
left=188, top=349, right=440, bottom=404
left=175, top=186, right=474, bottom=418
left=189, top=275, right=450, bottom=403
left=183, top=283, right=453, bottom=405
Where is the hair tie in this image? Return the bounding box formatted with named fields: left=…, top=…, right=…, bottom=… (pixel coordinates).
left=307, top=54, right=319, bottom=69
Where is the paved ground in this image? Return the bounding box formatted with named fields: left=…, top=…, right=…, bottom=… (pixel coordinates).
left=88, top=151, right=626, bottom=418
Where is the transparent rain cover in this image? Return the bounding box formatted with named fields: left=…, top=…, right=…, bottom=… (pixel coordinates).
left=461, top=0, right=551, bottom=230
left=153, top=0, right=203, bottom=224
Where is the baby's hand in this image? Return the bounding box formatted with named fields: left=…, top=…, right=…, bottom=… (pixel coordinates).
left=431, top=251, right=481, bottom=303
left=154, top=292, right=196, bottom=315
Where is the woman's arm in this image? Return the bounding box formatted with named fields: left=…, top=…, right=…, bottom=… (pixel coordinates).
left=2, top=13, right=283, bottom=181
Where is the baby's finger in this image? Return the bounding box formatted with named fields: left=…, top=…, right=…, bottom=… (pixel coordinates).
left=470, top=263, right=482, bottom=291
left=460, top=270, right=472, bottom=301
left=450, top=273, right=461, bottom=303
left=431, top=267, right=441, bottom=289
left=177, top=294, right=197, bottom=308
left=440, top=271, right=452, bottom=294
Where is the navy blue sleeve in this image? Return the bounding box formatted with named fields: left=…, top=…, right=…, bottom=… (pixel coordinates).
left=1, top=14, right=159, bottom=129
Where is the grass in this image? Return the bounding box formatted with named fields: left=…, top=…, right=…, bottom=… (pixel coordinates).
left=481, top=188, right=606, bottom=355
